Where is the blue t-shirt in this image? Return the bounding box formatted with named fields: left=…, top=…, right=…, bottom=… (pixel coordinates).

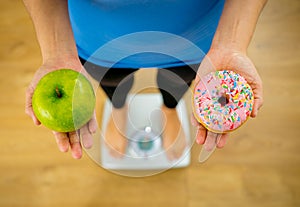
left=68, top=0, right=225, bottom=68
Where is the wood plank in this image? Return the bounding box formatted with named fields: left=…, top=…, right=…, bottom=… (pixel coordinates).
left=0, top=0, right=299, bottom=207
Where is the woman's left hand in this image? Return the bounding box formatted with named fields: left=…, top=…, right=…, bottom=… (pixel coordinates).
left=192, top=48, right=264, bottom=148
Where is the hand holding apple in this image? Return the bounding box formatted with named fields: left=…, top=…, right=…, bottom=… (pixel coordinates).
left=25, top=57, right=97, bottom=159
left=32, top=69, right=95, bottom=132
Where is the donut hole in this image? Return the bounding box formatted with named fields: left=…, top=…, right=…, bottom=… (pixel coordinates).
left=218, top=94, right=230, bottom=107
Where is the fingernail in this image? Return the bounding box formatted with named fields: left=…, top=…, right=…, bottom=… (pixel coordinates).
left=252, top=110, right=257, bottom=118
left=33, top=120, right=39, bottom=126
left=83, top=139, right=93, bottom=149
left=59, top=144, right=68, bottom=152
left=72, top=151, right=82, bottom=159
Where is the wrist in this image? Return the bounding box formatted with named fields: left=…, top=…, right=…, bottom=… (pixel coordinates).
left=210, top=34, right=248, bottom=55
left=208, top=45, right=247, bottom=60
left=41, top=43, right=78, bottom=63
left=42, top=53, right=82, bottom=70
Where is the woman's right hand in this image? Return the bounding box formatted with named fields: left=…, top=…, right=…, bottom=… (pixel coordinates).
left=25, top=56, right=97, bottom=159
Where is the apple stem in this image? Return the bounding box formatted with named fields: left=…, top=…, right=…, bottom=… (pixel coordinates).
left=55, top=87, right=62, bottom=98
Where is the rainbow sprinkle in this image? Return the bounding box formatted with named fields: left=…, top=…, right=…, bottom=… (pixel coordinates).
left=193, top=70, right=254, bottom=132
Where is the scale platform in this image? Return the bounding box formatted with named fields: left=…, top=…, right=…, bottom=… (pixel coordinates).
left=100, top=93, right=191, bottom=170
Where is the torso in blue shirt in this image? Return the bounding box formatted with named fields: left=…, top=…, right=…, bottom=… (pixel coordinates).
left=68, top=0, right=225, bottom=68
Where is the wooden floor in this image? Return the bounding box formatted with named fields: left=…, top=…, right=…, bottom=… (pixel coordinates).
left=1, top=0, right=300, bottom=206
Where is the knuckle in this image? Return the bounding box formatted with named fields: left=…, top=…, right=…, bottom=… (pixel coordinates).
left=69, top=132, right=79, bottom=143
left=217, top=144, right=224, bottom=149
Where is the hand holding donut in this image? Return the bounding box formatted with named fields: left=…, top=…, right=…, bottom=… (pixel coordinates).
left=192, top=49, right=264, bottom=149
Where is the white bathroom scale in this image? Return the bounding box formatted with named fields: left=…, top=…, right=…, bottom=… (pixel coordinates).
left=100, top=93, right=191, bottom=170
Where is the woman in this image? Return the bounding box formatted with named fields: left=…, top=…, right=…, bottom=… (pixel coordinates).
left=24, top=0, right=265, bottom=160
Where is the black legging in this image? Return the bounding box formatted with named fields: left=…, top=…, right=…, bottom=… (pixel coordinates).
left=80, top=57, right=198, bottom=109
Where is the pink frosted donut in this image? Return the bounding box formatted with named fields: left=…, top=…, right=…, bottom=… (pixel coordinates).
left=193, top=70, right=254, bottom=133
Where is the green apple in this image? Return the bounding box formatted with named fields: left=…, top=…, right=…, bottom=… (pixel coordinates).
left=32, top=69, right=95, bottom=132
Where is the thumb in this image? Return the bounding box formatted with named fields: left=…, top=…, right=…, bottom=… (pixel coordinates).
left=249, top=74, right=264, bottom=118
left=25, top=85, right=41, bottom=125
